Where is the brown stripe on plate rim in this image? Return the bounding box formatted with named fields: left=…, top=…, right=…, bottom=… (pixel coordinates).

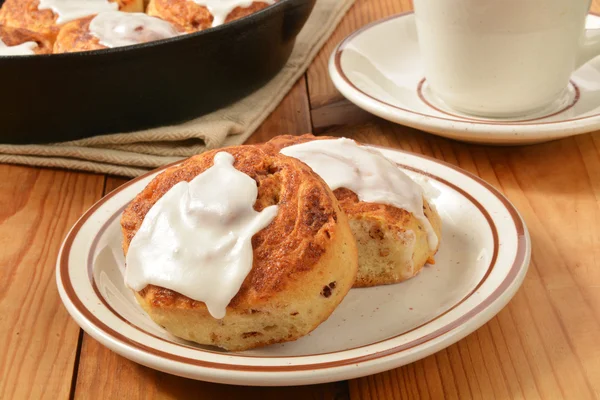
left=57, top=148, right=528, bottom=372
left=83, top=161, right=500, bottom=358
left=334, top=12, right=600, bottom=126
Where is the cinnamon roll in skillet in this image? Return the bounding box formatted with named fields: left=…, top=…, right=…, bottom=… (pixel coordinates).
left=263, top=135, right=442, bottom=288
left=54, top=11, right=180, bottom=53
left=0, top=24, right=53, bottom=55
left=121, top=145, right=358, bottom=351
left=0, top=0, right=144, bottom=39
left=146, top=0, right=275, bottom=32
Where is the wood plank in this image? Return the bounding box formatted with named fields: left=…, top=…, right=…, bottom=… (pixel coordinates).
left=306, top=0, right=413, bottom=110
left=72, top=75, right=349, bottom=399
left=104, top=176, right=129, bottom=194
left=0, top=165, right=105, bottom=400
left=74, top=341, right=348, bottom=400
left=245, top=75, right=313, bottom=143
left=323, top=123, right=600, bottom=399
left=311, top=99, right=374, bottom=133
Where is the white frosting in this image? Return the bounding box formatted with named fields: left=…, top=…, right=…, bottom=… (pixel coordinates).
left=90, top=11, right=180, bottom=48
left=0, top=38, right=37, bottom=56
left=125, top=152, right=278, bottom=319
left=190, top=0, right=276, bottom=27
left=281, top=138, right=439, bottom=250
left=38, top=0, right=118, bottom=24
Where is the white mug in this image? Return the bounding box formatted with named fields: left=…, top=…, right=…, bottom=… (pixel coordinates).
left=413, top=0, right=600, bottom=117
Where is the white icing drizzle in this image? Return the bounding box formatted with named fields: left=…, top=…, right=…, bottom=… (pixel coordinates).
left=38, top=0, right=118, bottom=24
left=125, top=152, right=279, bottom=319
left=0, top=38, right=37, bottom=56
left=190, top=0, right=275, bottom=27
left=90, top=11, right=180, bottom=48
left=281, top=138, right=439, bottom=250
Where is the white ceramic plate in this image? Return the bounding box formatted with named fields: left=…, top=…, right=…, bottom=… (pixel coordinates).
left=56, top=146, right=531, bottom=386
left=329, top=13, right=600, bottom=145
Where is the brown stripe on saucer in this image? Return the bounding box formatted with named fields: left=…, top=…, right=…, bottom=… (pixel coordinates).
left=416, top=78, right=581, bottom=124
left=334, top=12, right=600, bottom=127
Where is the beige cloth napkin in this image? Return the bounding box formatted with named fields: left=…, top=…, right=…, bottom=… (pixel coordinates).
left=0, top=0, right=354, bottom=177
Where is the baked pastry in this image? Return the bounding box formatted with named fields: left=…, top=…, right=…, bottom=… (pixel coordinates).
left=122, top=145, right=358, bottom=351
left=54, top=11, right=180, bottom=53
left=263, top=135, right=442, bottom=288
left=0, top=0, right=144, bottom=39
left=0, top=24, right=53, bottom=55
left=147, top=0, right=275, bottom=32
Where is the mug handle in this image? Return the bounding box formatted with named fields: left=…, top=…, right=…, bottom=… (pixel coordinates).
left=577, top=15, right=600, bottom=68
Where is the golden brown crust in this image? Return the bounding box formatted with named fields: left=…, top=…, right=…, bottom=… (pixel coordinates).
left=53, top=16, right=105, bottom=53
left=262, top=134, right=443, bottom=287
left=0, top=0, right=143, bottom=39
left=146, top=0, right=272, bottom=32
left=122, top=145, right=343, bottom=311
left=0, top=0, right=58, bottom=38
left=348, top=198, right=442, bottom=287
left=0, top=24, right=53, bottom=54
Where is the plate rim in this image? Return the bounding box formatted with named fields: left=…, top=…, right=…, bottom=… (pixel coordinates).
left=56, top=146, right=531, bottom=383
left=329, top=12, right=600, bottom=142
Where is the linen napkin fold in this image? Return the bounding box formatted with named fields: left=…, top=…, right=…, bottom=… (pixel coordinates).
left=0, top=0, right=354, bottom=177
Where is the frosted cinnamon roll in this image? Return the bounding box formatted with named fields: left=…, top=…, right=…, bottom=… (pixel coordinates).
left=121, top=145, right=358, bottom=351
left=147, top=0, right=275, bottom=33
left=263, top=135, right=442, bottom=288
left=53, top=11, right=180, bottom=53
left=0, top=0, right=144, bottom=39
left=0, top=24, right=53, bottom=55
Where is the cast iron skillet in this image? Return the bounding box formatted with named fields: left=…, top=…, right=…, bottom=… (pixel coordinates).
left=0, top=0, right=315, bottom=144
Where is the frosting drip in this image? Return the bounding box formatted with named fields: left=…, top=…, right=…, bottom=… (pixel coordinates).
left=189, top=0, right=275, bottom=27
left=38, top=0, right=118, bottom=24
left=281, top=138, right=439, bottom=250
left=90, top=11, right=180, bottom=48
left=125, top=152, right=278, bottom=319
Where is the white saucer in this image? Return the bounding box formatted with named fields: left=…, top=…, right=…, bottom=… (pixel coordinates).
left=56, top=146, right=530, bottom=386
left=329, top=13, right=600, bottom=145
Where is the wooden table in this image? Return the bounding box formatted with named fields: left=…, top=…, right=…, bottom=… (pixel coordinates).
left=3, top=1, right=600, bottom=398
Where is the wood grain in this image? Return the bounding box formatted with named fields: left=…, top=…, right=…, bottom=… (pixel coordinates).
left=104, top=176, right=129, bottom=194
left=306, top=0, right=414, bottom=110
left=71, top=74, right=349, bottom=400
left=311, top=99, right=374, bottom=133
left=245, top=75, right=313, bottom=143
left=0, top=166, right=105, bottom=399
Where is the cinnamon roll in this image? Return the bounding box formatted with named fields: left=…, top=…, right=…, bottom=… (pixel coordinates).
left=146, top=0, right=275, bottom=33
left=54, top=11, right=180, bottom=53
left=0, top=24, right=53, bottom=55
left=0, top=0, right=144, bottom=39
left=263, top=135, right=442, bottom=288
left=121, top=145, right=358, bottom=351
